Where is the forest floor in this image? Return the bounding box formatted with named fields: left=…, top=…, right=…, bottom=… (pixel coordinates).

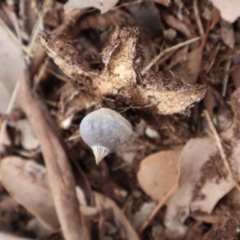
left=1, top=0, right=240, bottom=239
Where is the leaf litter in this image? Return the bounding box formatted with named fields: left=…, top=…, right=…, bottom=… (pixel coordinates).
left=0, top=0, right=240, bottom=240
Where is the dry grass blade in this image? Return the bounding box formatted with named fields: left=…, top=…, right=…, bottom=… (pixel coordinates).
left=141, top=37, right=201, bottom=75
left=18, top=69, right=90, bottom=240
left=193, top=0, right=204, bottom=36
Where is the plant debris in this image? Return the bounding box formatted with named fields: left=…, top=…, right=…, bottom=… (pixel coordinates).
left=1, top=0, right=240, bottom=239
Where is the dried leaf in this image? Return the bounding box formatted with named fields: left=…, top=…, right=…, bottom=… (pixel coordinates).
left=164, top=88, right=240, bottom=237
left=231, top=65, right=240, bottom=88
left=173, top=27, right=209, bottom=85
left=64, top=0, right=118, bottom=14
left=166, top=46, right=189, bottom=70
left=164, top=137, right=234, bottom=237
left=211, top=0, right=240, bottom=23
left=154, top=0, right=171, bottom=7
left=79, top=191, right=140, bottom=240
left=137, top=150, right=181, bottom=201
left=128, top=0, right=163, bottom=38
left=13, top=120, right=39, bottom=150
left=76, top=187, right=139, bottom=240
left=0, top=23, right=25, bottom=113
left=0, top=155, right=138, bottom=240
left=162, top=10, right=192, bottom=38
left=40, top=27, right=206, bottom=115
left=0, top=156, right=60, bottom=231
left=0, top=232, right=34, bottom=240
left=220, top=19, right=235, bottom=49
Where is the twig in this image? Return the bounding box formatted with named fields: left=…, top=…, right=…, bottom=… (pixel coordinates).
left=222, top=58, right=232, bottom=97
left=193, top=0, right=204, bottom=36
left=141, top=37, right=201, bottom=75
left=18, top=69, right=90, bottom=240
left=137, top=184, right=177, bottom=235
left=27, top=0, right=53, bottom=56
left=206, top=43, right=220, bottom=73
left=204, top=110, right=240, bottom=192
left=0, top=82, right=20, bottom=145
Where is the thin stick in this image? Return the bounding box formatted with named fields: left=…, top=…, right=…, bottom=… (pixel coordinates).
left=206, top=43, right=220, bottom=73
left=18, top=69, right=90, bottom=240
left=204, top=110, right=240, bottom=191
left=0, top=81, right=20, bottom=144
left=27, top=0, right=53, bottom=55
left=137, top=184, right=177, bottom=235
left=193, top=0, right=204, bottom=36
left=141, top=37, right=201, bottom=75
left=222, top=58, right=232, bottom=97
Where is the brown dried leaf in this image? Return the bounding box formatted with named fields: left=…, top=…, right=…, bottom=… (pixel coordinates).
left=173, top=27, right=209, bottom=85
left=164, top=88, right=240, bottom=237
left=137, top=150, right=181, bottom=201
left=162, top=10, right=192, bottom=38
left=0, top=232, right=34, bottom=240
left=0, top=23, right=25, bottom=113
left=64, top=0, right=118, bottom=14
left=165, top=137, right=234, bottom=237
left=0, top=156, right=60, bottom=231
left=13, top=120, right=39, bottom=150
left=40, top=27, right=206, bottom=115
left=0, top=155, right=138, bottom=240
left=231, top=65, right=240, bottom=88
left=93, top=191, right=138, bottom=240
left=166, top=46, right=189, bottom=70
left=211, top=0, right=240, bottom=23
left=154, top=0, right=171, bottom=7
left=220, top=19, right=235, bottom=49
left=128, top=0, right=163, bottom=39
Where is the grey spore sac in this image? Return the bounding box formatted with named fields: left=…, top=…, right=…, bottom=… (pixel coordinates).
left=80, top=108, right=133, bottom=164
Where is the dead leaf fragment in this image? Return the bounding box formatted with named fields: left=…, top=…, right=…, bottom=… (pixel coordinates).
left=0, top=232, right=34, bottom=240
left=137, top=150, right=181, bottom=201
left=164, top=137, right=234, bottom=237
left=128, top=0, right=163, bottom=39
left=173, top=26, right=209, bottom=85
left=0, top=23, right=25, bottom=113
left=64, top=0, right=118, bottom=14
left=162, top=10, right=192, bottom=38
left=140, top=85, right=207, bottom=115
left=220, top=19, right=235, bottom=49
left=13, top=119, right=39, bottom=150
left=0, top=156, right=60, bottom=231
left=92, top=191, right=139, bottom=240
left=211, top=0, right=240, bottom=23
left=76, top=188, right=139, bottom=240
left=155, top=0, right=171, bottom=7
left=165, top=88, right=240, bottom=237
left=130, top=202, right=157, bottom=229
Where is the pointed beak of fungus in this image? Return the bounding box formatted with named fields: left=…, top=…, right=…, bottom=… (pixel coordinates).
left=92, top=146, right=110, bottom=165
